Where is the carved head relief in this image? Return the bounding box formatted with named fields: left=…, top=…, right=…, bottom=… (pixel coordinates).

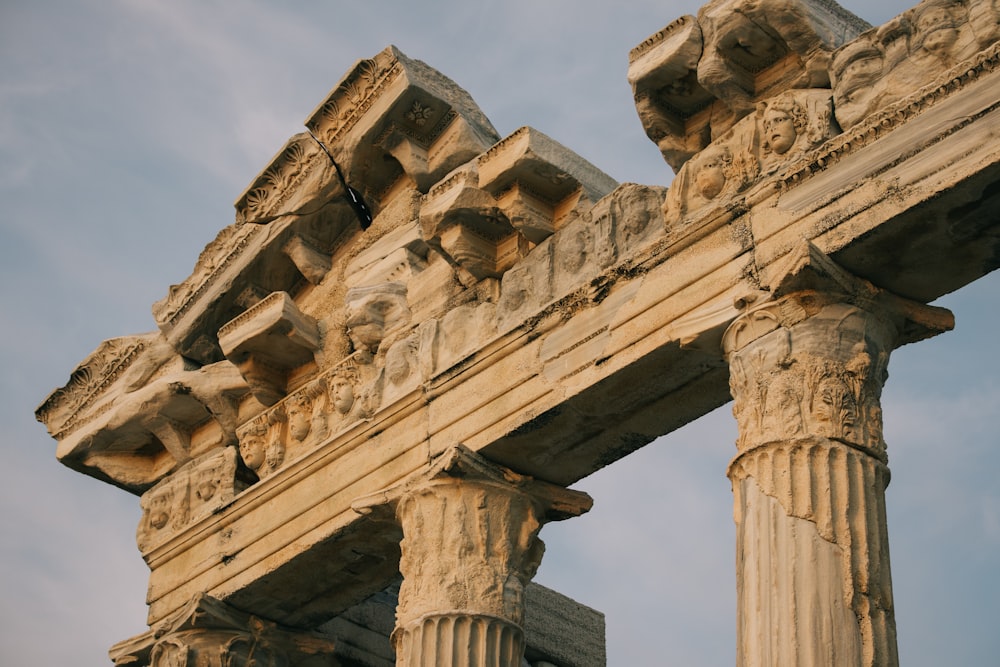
left=694, top=145, right=732, bottom=200
left=384, top=336, right=419, bottom=387
left=147, top=486, right=173, bottom=531
left=832, top=38, right=885, bottom=127
left=762, top=102, right=803, bottom=156
left=329, top=371, right=357, bottom=416
left=238, top=421, right=268, bottom=472
left=286, top=394, right=312, bottom=442
left=193, top=466, right=220, bottom=503
left=345, top=282, right=410, bottom=353
left=915, top=0, right=963, bottom=58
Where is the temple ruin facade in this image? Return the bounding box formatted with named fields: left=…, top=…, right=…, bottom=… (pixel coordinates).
left=36, top=0, right=1000, bottom=664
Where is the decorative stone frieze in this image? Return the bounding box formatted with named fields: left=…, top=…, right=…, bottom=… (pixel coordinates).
left=233, top=351, right=377, bottom=482
left=628, top=0, right=868, bottom=172
left=664, top=88, right=840, bottom=224
left=722, top=241, right=953, bottom=667
left=832, top=0, right=1000, bottom=128
left=353, top=445, right=592, bottom=667
left=109, top=593, right=336, bottom=667
left=137, top=447, right=250, bottom=555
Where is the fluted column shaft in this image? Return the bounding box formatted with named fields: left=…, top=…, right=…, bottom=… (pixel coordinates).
left=724, top=291, right=900, bottom=667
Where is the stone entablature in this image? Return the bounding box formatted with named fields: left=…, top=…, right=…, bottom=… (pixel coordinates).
left=35, top=0, right=1000, bottom=664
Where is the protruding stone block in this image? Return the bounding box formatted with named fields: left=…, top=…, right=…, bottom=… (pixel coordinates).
left=219, top=291, right=321, bottom=406
left=420, top=167, right=520, bottom=280
left=629, top=0, right=868, bottom=172
left=35, top=333, right=248, bottom=493
left=477, top=127, right=618, bottom=244
left=303, top=45, right=500, bottom=200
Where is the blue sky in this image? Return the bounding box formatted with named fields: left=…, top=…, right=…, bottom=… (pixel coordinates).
left=1, top=1, right=997, bottom=665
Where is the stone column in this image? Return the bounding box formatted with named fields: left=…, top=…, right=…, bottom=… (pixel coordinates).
left=721, top=244, right=953, bottom=667
left=109, top=593, right=337, bottom=667
left=353, top=445, right=592, bottom=667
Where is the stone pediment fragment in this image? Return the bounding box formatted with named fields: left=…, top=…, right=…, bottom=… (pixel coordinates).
left=36, top=333, right=250, bottom=493
left=629, top=0, right=868, bottom=172
left=303, top=45, right=500, bottom=200
left=832, top=0, right=1000, bottom=128
left=218, top=291, right=321, bottom=406
left=42, top=361, right=248, bottom=494
left=157, top=45, right=499, bottom=366
left=35, top=332, right=165, bottom=442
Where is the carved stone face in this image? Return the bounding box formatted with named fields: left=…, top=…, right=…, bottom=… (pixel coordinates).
left=265, top=438, right=285, bottom=471
left=345, top=284, right=409, bottom=352
left=194, top=468, right=219, bottom=502
left=764, top=108, right=797, bottom=155
left=385, top=342, right=413, bottom=385
left=239, top=429, right=266, bottom=471
left=330, top=376, right=355, bottom=415
left=917, top=4, right=959, bottom=56
left=148, top=490, right=171, bottom=530
left=695, top=147, right=730, bottom=200
left=287, top=398, right=311, bottom=442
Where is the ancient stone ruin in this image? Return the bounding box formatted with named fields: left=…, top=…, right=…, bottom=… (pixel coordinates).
left=36, top=0, right=1000, bottom=664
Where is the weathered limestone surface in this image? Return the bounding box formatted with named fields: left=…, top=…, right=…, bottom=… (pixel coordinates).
left=353, top=445, right=592, bottom=667
left=34, top=0, right=1000, bottom=665
left=628, top=0, right=870, bottom=172
left=722, top=241, right=952, bottom=666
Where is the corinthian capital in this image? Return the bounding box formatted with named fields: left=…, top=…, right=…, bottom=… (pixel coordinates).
left=723, top=241, right=953, bottom=456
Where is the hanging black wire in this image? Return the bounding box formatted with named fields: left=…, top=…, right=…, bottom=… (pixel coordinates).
left=306, top=128, right=373, bottom=230
left=242, top=130, right=373, bottom=230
